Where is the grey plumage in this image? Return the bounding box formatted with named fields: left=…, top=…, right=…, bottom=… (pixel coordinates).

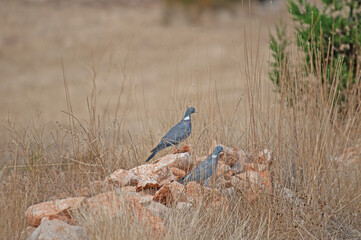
left=146, top=107, right=196, bottom=162
left=179, top=146, right=224, bottom=185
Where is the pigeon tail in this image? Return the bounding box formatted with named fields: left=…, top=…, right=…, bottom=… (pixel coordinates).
left=178, top=176, right=185, bottom=185
left=146, top=150, right=159, bottom=162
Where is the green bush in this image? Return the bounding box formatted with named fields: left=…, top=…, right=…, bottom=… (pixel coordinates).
left=270, top=0, right=361, bottom=108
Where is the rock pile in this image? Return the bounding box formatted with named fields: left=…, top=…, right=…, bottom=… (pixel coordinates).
left=23, top=143, right=273, bottom=239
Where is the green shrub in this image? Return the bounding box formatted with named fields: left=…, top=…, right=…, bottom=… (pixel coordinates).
left=270, top=0, right=361, bottom=109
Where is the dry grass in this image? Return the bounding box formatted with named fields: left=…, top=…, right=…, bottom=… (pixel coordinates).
left=0, top=1, right=360, bottom=239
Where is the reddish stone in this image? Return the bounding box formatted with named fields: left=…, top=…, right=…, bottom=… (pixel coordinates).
left=26, top=219, right=88, bottom=240
left=82, top=191, right=166, bottom=237
left=105, top=169, right=140, bottom=187
left=184, top=182, right=227, bottom=209
left=255, top=149, right=273, bottom=166
left=130, top=164, right=175, bottom=191
left=153, top=181, right=188, bottom=205
left=244, top=163, right=268, bottom=172
left=25, top=197, right=85, bottom=227
left=153, top=152, right=193, bottom=172
left=209, top=140, right=249, bottom=167
left=171, top=145, right=191, bottom=154
left=153, top=185, right=171, bottom=205
left=170, top=167, right=186, bottom=180
left=260, top=170, right=273, bottom=192
left=216, top=162, right=232, bottom=177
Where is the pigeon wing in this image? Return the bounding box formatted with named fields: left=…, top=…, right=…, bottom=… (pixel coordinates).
left=160, top=121, right=188, bottom=146
left=182, top=155, right=213, bottom=183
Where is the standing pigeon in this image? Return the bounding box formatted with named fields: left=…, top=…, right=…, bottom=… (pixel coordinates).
left=146, top=107, right=196, bottom=162
left=179, top=146, right=224, bottom=186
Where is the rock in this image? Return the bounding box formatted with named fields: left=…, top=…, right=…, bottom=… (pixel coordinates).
left=221, top=146, right=248, bottom=167
left=105, top=169, right=140, bottom=188
left=171, top=145, right=191, bottom=154
left=334, top=146, right=361, bottom=166
left=244, top=163, right=268, bottom=172
left=19, top=226, right=36, bottom=240
left=140, top=200, right=170, bottom=220
left=184, top=182, right=227, bottom=208
left=232, top=172, right=264, bottom=204
left=153, top=152, right=193, bottom=172
left=229, top=175, right=247, bottom=189
left=153, top=181, right=188, bottom=205
left=221, top=186, right=238, bottom=200
left=137, top=195, right=154, bottom=204
left=209, top=140, right=249, bottom=167
left=176, top=202, right=193, bottom=211
left=129, top=164, right=175, bottom=191
left=82, top=191, right=166, bottom=236
left=216, top=162, right=232, bottom=177
left=170, top=167, right=186, bottom=180
left=25, top=197, right=85, bottom=227
left=194, top=156, right=207, bottom=166
left=153, top=185, right=171, bottom=205
left=82, top=191, right=123, bottom=215
left=236, top=171, right=262, bottom=185
left=126, top=197, right=167, bottom=236
left=244, top=163, right=273, bottom=192
left=137, top=187, right=159, bottom=196
left=107, top=160, right=177, bottom=191
left=27, top=219, right=88, bottom=240
left=120, top=186, right=137, bottom=194
left=255, top=149, right=273, bottom=166
left=259, top=170, right=273, bottom=192
left=212, top=175, right=231, bottom=189
left=231, top=161, right=244, bottom=175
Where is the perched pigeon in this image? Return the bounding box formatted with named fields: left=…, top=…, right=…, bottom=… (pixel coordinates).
left=146, top=107, right=196, bottom=162
left=179, top=146, right=224, bottom=186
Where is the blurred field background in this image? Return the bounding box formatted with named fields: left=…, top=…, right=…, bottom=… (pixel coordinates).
left=0, top=0, right=281, bottom=137
left=1, top=0, right=360, bottom=239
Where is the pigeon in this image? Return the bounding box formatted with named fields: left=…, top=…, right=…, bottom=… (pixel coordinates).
left=179, top=146, right=224, bottom=186
left=146, top=107, right=196, bottom=162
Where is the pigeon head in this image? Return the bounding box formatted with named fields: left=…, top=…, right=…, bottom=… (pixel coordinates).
left=184, top=107, right=196, bottom=119
left=212, top=146, right=224, bottom=157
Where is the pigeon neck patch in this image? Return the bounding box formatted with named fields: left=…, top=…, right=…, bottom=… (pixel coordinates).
left=183, top=116, right=190, bottom=121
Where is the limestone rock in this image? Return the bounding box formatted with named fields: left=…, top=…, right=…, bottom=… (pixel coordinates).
left=233, top=171, right=264, bottom=203
left=27, top=219, right=88, bottom=240
left=153, top=181, right=188, bottom=205
left=171, top=145, right=191, bottom=154
left=244, top=163, right=268, bottom=172
left=216, top=162, right=232, bottom=177
left=209, top=140, right=249, bottom=167
left=176, top=201, right=193, bottom=211
left=255, top=149, right=273, bottom=166
left=236, top=171, right=262, bottom=185
left=184, top=182, right=227, bottom=208
left=81, top=191, right=166, bottom=236
left=169, top=167, right=186, bottom=180
left=153, top=152, right=193, bottom=172
left=130, top=164, right=175, bottom=191
left=25, top=197, right=85, bottom=227
left=140, top=200, right=170, bottom=220
left=19, top=226, right=36, bottom=240
left=105, top=169, right=140, bottom=188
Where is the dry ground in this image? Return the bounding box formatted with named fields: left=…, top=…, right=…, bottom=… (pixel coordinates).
left=1, top=1, right=360, bottom=239
left=0, top=0, right=281, bottom=134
